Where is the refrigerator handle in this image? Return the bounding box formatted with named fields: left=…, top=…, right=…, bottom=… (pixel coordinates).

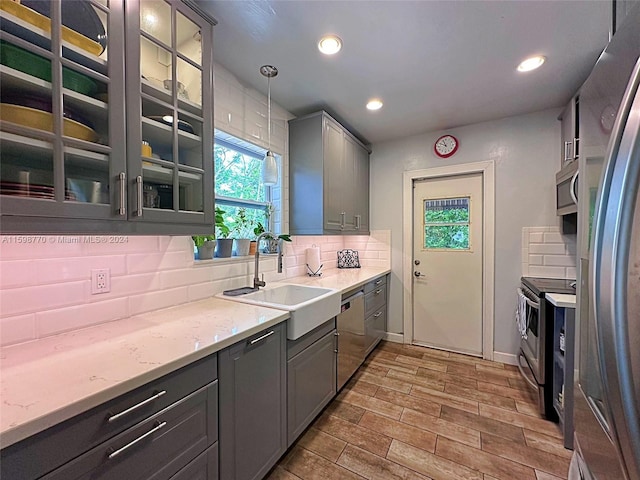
left=592, top=57, right=640, bottom=480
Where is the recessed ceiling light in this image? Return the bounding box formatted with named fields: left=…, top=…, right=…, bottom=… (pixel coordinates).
left=517, top=55, right=546, bottom=72
left=366, top=99, right=383, bottom=111
left=318, top=35, right=342, bottom=55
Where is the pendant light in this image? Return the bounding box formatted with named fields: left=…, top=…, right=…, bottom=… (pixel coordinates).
left=260, top=65, right=278, bottom=186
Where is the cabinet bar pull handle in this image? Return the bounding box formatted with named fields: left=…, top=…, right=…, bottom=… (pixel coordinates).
left=340, top=212, right=346, bottom=230
left=249, top=330, right=275, bottom=345
left=107, top=390, right=167, bottom=423
left=135, top=175, right=143, bottom=217
left=375, top=289, right=382, bottom=295
left=118, top=172, right=126, bottom=216
left=107, top=421, right=167, bottom=459
left=375, top=280, right=383, bottom=285
left=355, top=214, right=361, bottom=230
left=374, top=312, right=383, bottom=318
left=563, top=141, right=572, bottom=163
left=573, top=137, right=580, bottom=159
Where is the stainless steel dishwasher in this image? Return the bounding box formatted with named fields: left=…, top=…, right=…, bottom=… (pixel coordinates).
left=337, top=291, right=365, bottom=390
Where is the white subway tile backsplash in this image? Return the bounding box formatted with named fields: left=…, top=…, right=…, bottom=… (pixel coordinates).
left=522, top=226, right=576, bottom=279
left=565, top=267, right=577, bottom=279
left=128, top=287, right=189, bottom=316
left=127, top=251, right=191, bottom=274
left=528, top=266, right=567, bottom=277
left=528, top=255, right=543, bottom=265
left=0, top=313, right=36, bottom=346
left=0, top=281, right=87, bottom=317
left=0, top=230, right=391, bottom=345
left=0, top=260, right=34, bottom=288
left=529, top=232, right=545, bottom=243
left=35, top=298, right=128, bottom=337
left=35, top=255, right=127, bottom=284
left=529, top=243, right=567, bottom=255
left=544, top=255, right=576, bottom=267
left=543, top=232, right=564, bottom=243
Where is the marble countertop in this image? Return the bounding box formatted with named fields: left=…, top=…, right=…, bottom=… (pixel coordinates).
left=546, top=293, right=577, bottom=308
left=0, top=267, right=390, bottom=448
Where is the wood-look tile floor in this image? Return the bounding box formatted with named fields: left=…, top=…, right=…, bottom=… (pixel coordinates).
left=268, top=341, right=571, bottom=480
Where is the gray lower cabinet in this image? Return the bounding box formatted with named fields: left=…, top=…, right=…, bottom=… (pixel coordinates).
left=43, top=383, right=218, bottom=480
left=169, top=443, right=218, bottom=480
left=1, top=354, right=218, bottom=480
left=364, top=275, right=387, bottom=355
left=219, top=322, right=287, bottom=480
left=287, top=320, right=337, bottom=445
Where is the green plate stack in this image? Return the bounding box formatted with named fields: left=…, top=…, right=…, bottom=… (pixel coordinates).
left=1, top=40, right=98, bottom=97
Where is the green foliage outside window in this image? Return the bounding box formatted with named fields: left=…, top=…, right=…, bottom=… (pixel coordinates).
left=214, top=145, right=265, bottom=202
left=424, top=201, right=470, bottom=250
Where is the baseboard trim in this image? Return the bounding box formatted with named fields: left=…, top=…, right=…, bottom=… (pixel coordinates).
left=383, top=332, right=404, bottom=343
left=493, top=351, right=518, bottom=366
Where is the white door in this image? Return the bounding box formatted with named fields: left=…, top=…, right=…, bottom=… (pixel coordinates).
left=412, top=173, right=483, bottom=356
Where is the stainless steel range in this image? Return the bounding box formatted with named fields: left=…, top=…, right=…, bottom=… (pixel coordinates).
left=518, top=276, right=575, bottom=418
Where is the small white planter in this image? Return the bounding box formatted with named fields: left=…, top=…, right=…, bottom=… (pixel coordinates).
left=234, top=239, right=251, bottom=256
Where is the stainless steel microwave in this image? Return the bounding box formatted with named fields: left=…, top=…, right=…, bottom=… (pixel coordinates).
left=556, top=160, right=578, bottom=215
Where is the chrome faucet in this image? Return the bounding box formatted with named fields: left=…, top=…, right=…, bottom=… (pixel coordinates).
left=254, top=232, right=284, bottom=289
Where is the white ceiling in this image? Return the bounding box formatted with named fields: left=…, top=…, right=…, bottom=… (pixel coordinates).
left=197, top=0, right=610, bottom=145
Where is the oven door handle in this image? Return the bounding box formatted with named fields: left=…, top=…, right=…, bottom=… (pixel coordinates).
left=517, top=288, right=540, bottom=310
left=517, top=352, right=538, bottom=391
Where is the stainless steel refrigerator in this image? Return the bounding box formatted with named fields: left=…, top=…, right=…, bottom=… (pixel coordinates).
left=574, top=4, right=640, bottom=479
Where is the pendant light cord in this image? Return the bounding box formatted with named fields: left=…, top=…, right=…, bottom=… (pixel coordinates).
left=267, top=75, right=272, bottom=150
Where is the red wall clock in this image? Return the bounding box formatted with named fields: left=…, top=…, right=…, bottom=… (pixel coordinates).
left=434, top=134, right=459, bottom=158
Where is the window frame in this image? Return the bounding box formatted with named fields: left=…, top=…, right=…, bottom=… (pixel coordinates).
left=422, top=196, right=472, bottom=251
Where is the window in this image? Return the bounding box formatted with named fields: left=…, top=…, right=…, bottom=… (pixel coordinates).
left=423, top=197, right=470, bottom=250
left=214, top=132, right=274, bottom=237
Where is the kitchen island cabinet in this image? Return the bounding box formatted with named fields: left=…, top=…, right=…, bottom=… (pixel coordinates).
left=289, top=111, right=370, bottom=235
left=0, top=0, right=216, bottom=234
left=218, top=322, right=287, bottom=480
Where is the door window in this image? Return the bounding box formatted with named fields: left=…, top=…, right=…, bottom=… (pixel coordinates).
left=423, top=197, right=471, bottom=250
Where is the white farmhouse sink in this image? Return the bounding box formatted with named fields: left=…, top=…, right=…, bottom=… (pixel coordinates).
left=218, top=284, right=341, bottom=340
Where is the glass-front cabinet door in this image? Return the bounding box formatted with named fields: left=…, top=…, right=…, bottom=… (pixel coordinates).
left=0, top=0, right=126, bottom=228
left=126, top=0, right=213, bottom=227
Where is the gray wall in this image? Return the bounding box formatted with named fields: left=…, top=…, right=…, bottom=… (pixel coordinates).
left=370, top=108, right=560, bottom=356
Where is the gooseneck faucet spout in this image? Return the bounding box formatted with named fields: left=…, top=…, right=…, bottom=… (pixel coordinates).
left=254, top=232, right=284, bottom=289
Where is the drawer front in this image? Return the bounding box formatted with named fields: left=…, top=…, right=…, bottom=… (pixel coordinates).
left=364, top=275, right=386, bottom=294
left=365, top=308, right=386, bottom=356
left=287, top=318, right=336, bottom=359
left=1, top=354, right=217, bottom=480
left=44, top=382, right=218, bottom=480
left=365, top=286, right=386, bottom=318
left=167, top=443, right=218, bottom=480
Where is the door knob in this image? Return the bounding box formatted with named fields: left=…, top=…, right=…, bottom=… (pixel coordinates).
left=414, top=271, right=425, bottom=278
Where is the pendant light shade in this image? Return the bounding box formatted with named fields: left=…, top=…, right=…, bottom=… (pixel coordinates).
left=260, top=65, right=278, bottom=186
left=262, top=150, right=278, bottom=185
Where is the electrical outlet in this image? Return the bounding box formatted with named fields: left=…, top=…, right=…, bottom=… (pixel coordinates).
left=91, top=268, right=111, bottom=294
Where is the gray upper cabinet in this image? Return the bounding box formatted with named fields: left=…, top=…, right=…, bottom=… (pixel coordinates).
left=289, top=111, right=370, bottom=235
left=0, top=0, right=215, bottom=234
left=219, top=322, right=287, bottom=480
left=558, top=95, right=579, bottom=167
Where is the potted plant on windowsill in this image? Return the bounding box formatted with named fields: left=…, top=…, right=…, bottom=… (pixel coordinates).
left=253, top=221, right=292, bottom=254
left=192, top=235, right=215, bottom=260
left=214, top=207, right=233, bottom=258
left=232, top=207, right=252, bottom=257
